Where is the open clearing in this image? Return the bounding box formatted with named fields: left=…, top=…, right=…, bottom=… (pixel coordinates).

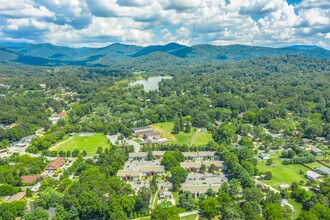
left=50, top=133, right=109, bottom=156
left=258, top=151, right=309, bottom=189
left=151, top=122, right=213, bottom=146
left=192, top=131, right=213, bottom=146
left=180, top=214, right=197, bottom=220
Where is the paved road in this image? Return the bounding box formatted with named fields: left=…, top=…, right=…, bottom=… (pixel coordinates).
left=107, top=134, right=141, bottom=152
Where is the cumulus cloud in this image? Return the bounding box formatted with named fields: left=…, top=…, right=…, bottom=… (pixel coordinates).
left=0, top=0, right=329, bottom=49
left=117, top=0, right=152, bottom=7
left=34, top=0, right=92, bottom=29
left=0, top=0, right=54, bottom=18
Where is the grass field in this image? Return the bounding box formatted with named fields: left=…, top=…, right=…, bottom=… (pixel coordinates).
left=288, top=198, right=303, bottom=219
left=192, top=131, right=213, bottom=146
left=258, top=151, right=309, bottom=189
left=173, top=192, right=179, bottom=204
left=180, top=214, right=197, bottom=220
left=151, top=192, right=158, bottom=209
left=151, top=122, right=213, bottom=146
left=50, top=133, right=109, bottom=156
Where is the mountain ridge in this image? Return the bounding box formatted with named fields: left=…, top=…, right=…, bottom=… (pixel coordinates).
left=1, top=42, right=329, bottom=66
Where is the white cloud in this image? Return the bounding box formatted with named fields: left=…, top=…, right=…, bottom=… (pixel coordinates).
left=0, top=0, right=329, bottom=49
left=0, top=0, right=54, bottom=18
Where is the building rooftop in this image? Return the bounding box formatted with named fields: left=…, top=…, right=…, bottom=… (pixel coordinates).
left=140, top=166, right=165, bottom=172
left=180, top=161, right=202, bottom=169
left=129, top=152, right=147, bottom=157
left=131, top=126, right=152, bottom=132
left=7, top=192, right=26, bottom=203
left=316, top=167, right=330, bottom=175
left=202, top=161, right=224, bottom=167
left=184, top=173, right=228, bottom=185
left=143, top=131, right=161, bottom=136
left=124, top=160, right=161, bottom=170
left=117, top=170, right=141, bottom=177
left=21, top=174, right=45, bottom=183
left=46, top=157, right=65, bottom=170
left=182, top=152, right=199, bottom=157
left=311, top=148, right=323, bottom=153
left=182, top=184, right=210, bottom=193
left=306, top=170, right=321, bottom=179
left=198, top=151, right=218, bottom=156
left=152, top=151, right=166, bottom=156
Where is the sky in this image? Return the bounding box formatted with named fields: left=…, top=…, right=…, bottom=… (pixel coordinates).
left=0, top=0, right=329, bottom=49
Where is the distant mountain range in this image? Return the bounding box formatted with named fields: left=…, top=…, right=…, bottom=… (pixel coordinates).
left=0, top=42, right=329, bottom=67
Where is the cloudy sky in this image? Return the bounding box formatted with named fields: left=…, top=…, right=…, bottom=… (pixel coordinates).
left=0, top=0, right=329, bottom=48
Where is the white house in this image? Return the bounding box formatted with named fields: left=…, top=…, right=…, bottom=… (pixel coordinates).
left=306, top=170, right=321, bottom=180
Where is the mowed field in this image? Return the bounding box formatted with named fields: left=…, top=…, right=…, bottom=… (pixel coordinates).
left=258, top=151, right=309, bottom=189
left=50, top=133, right=109, bottom=156
left=151, top=122, right=213, bottom=146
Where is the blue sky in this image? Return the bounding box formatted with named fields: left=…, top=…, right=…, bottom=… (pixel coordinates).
left=0, top=0, right=329, bottom=49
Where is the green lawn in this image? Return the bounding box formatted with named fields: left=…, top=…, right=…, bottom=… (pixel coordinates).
left=173, top=192, right=179, bottom=204
left=151, top=122, right=213, bottom=146
left=151, top=192, right=158, bottom=209
left=288, top=198, right=303, bottom=219
left=192, top=131, right=213, bottom=146
left=258, top=151, right=309, bottom=189
left=180, top=214, right=197, bottom=220
left=305, top=162, right=322, bottom=169
left=50, top=133, right=109, bottom=156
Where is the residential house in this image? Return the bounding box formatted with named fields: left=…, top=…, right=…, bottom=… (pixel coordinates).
left=315, top=137, right=326, bottom=142
left=279, top=184, right=290, bottom=190
left=181, top=184, right=211, bottom=197
left=202, top=161, right=224, bottom=170
left=198, top=151, right=220, bottom=160
left=152, top=151, right=166, bottom=159
left=46, top=157, right=65, bottom=171
left=142, top=139, right=158, bottom=145
left=117, top=170, right=140, bottom=181
left=6, top=192, right=26, bottom=203
left=214, top=121, right=221, bottom=127
left=128, top=152, right=147, bottom=161
left=157, top=138, right=170, bottom=145
left=143, top=132, right=161, bottom=139
left=141, top=138, right=170, bottom=145
left=306, top=170, right=321, bottom=180
left=180, top=161, right=202, bottom=173
left=131, top=126, right=153, bottom=136
left=316, top=167, right=330, bottom=176
left=140, top=166, right=165, bottom=177
left=182, top=152, right=199, bottom=161
left=159, top=191, right=173, bottom=199
left=311, top=148, right=323, bottom=156
left=21, top=174, right=45, bottom=184
left=260, top=153, right=271, bottom=160
left=181, top=184, right=222, bottom=198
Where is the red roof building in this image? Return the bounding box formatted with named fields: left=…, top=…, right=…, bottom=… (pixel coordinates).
left=21, top=174, right=45, bottom=184
left=46, top=157, right=65, bottom=170
left=54, top=111, right=67, bottom=118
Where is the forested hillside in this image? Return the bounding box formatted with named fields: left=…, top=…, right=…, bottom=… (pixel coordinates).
left=1, top=43, right=330, bottom=67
